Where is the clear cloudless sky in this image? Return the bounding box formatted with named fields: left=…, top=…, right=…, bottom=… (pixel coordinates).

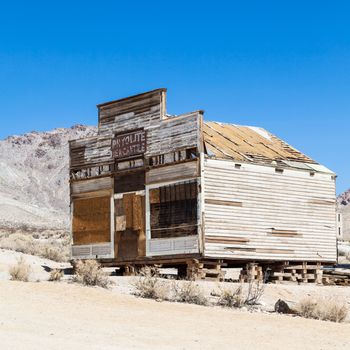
left=0, top=1, right=349, bottom=194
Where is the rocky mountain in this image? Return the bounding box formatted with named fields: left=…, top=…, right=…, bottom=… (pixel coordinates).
left=0, top=125, right=96, bottom=231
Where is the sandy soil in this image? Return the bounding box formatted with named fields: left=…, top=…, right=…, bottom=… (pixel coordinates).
left=0, top=248, right=70, bottom=281
left=0, top=281, right=349, bottom=350
left=1, top=249, right=350, bottom=350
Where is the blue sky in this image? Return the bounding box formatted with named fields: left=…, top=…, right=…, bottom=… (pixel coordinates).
left=0, top=1, right=349, bottom=194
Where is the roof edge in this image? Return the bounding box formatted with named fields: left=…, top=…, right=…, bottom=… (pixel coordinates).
left=97, top=88, right=167, bottom=108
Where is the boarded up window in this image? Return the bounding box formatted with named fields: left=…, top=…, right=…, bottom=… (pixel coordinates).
left=150, top=180, right=197, bottom=238
left=114, top=170, right=145, bottom=193
left=72, top=196, right=110, bottom=245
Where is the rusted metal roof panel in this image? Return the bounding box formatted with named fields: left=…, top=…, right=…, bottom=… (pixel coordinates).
left=203, top=121, right=318, bottom=166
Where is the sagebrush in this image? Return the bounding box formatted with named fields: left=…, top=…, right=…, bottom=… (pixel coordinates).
left=9, top=257, right=31, bottom=282
left=133, top=266, right=167, bottom=299
left=0, top=231, right=69, bottom=262
left=49, top=269, right=64, bottom=282
left=73, top=260, right=112, bottom=288
left=173, top=281, right=208, bottom=306
left=217, top=285, right=244, bottom=308
left=296, top=297, right=348, bottom=323
left=217, top=280, right=264, bottom=309
left=133, top=267, right=207, bottom=305
left=245, top=279, right=264, bottom=305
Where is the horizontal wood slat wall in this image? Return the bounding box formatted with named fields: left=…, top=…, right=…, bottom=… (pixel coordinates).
left=71, top=177, right=113, bottom=195
left=203, top=158, right=337, bottom=262
left=146, top=161, right=198, bottom=184
left=70, top=90, right=202, bottom=171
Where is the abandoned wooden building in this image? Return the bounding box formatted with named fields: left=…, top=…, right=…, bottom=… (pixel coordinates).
left=69, top=88, right=337, bottom=281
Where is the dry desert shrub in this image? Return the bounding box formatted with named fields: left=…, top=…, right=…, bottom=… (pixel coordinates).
left=73, top=260, right=112, bottom=289
left=218, top=285, right=244, bottom=308
left=297, top=297, right=317, bottom=318
left=133, top=266, right=167, bottom=300
left=245, top=279, right=264, bottom=306
left=0, top=233, right=38, bottom=255
left=0, top=232, right=69, bottom=262
left=173, top=281, right=208, bottom=306
left=49, top=269, right=64, bottom=282
left=296, top=297, right=348, bottom=323
left=41, top=245, right=66, bottom=262
left=9, top=257, right=31, bottom=282
left=217, top=280, right=264, bottom=309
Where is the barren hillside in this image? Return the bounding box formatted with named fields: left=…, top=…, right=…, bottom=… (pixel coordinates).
left=0, top=125, right=96, bottom=231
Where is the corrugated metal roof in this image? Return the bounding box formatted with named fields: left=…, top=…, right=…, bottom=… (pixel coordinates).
left=203, top=121, right=322, bottom=167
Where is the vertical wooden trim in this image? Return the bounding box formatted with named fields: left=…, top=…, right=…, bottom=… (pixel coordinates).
left=97, top=105, right=102, bottom=132
left=110, top=194, right=115, bottom=258
left=70, top=201, right=74, bottom=259
left=199, top=152, right=205, bottom=254
left=332, top=175, right=337, bottom=264
left=145, top=184, right=151, bottom=256
left=161, top=90, right=166, bottom=119
left=197, top=111, right=204, bottom=153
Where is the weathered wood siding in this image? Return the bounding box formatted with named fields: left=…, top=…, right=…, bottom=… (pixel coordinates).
left=203, top=158, right=337, bottom=262
left=69, top=136, right=113, bottom=170
left=71, top=177, right=113, bottom=197
left=98, top=90, right=201, bottom=157
left=146, top=161, right=198, bottom=184
left=70, top=89, right=202, bottom=172
left=98, top=89, right=164, bottom=137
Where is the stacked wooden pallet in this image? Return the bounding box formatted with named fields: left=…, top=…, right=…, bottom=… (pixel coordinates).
left=322, top=269, right=350, bottom=286
left=239, top=263, right=264, bottom=282
left=187, top=260, right=226, bottom=281
left=269, top=262, right=323, bottom=284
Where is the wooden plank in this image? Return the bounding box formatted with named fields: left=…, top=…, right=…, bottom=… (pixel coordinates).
left=123, top=194, right=134, bottom=229
left=71, top=177, right=113, bottom=195
left=72, top=196, right=110, bottom=245
left=146, top=161, right=198, bottom=184
left=115, top=170, right=145, bottom=193
left=204, top=198, right=242, bottom=207
left=205, top=236, right=249, bottom=244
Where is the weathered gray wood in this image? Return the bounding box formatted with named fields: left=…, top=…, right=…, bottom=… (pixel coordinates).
left=71, top=177, right=113, bottom=195
left=69, top=89, right=202, bottom=173
left=203, top=158, right=337, bottom=262
left=146, top=161, right=198, bottom=184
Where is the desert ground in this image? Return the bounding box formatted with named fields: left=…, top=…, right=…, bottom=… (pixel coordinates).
left=0, top=249, right=350, bottom=350
left=1, top=280, right=350, bottom=350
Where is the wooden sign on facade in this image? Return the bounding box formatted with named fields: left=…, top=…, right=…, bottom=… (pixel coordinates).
left=112, top=129, right=146, bottom=159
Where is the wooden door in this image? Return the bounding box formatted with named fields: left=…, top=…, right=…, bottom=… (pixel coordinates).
left=114, top=193, right=145, bottom=261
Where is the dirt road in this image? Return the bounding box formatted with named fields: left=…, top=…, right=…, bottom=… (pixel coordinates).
left=0, top=281, right=349, bottom=350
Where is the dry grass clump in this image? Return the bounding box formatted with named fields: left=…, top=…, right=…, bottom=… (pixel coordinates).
left=217, top=280, right=264, bottom=308
left=49, top=269, right=64, bottom=282
left=1, top=233, right=38, bottom=255
left=73, top=260, right=112, bottom=289
left=133, top=268, right=207, bottom=305
left=133, top=266, right=167, bottom=300
left=41, top=246, right=66, bottom=262
left=0, top=232, right=70, bottom=262
left=9, top=257, right=31, bottom=282
left=296, top=297, right=348, bottom=323
left=218, top=285, right=244, bottom=308
left=245, top=279, right=264, bottom=305
left=173, top=281, right=208, bottom=306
